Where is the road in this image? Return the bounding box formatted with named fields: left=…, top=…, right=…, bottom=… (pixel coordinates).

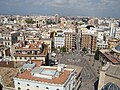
left=55, top=52, right=98, bottom=90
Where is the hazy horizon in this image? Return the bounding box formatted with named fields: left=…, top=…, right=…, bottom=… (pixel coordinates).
left=0, top=0, right=120, bottom=18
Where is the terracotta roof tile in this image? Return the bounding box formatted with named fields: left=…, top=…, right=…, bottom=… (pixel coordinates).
left=17, top=68, right=72, bottom=85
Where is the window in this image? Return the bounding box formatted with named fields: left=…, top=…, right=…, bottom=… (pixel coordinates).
left=15, top=57, right=17, bottom=59
left=34, top=57, right=36, bottom=59
left=36, top=86, right=39, bottom=88
left=46, top=87, right=49, bottom=89
left=20, top=57, right=22, bottom=59
left=27, top=84, right=29, bottom=86
left=56, top=89, right=59, bottom=90
left=18, top=82, right=20, bottom=84
left=18, top=87, right=21, bottom=90
left=27, top=89, right=30, bottom=90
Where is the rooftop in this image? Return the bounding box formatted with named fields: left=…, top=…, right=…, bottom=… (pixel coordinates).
left=108, top=38, right=119, bottom=42
left=100, top=50, right=120, bottom=64
left=22, top=60, right=43, bottom=70
left=16, top=66, right=73, bottom=85
left=0, top=67, right=18, bottom=87
left=105, top=65, right=120, bottom=79
left=15, top=41, right=42, bottom=50
left=14, top=41, right=48, bottom=56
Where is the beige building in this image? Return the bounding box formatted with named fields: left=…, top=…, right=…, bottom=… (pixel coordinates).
left=64, top=32, right=76, bottom=51
left=81, top=33, right=97, bottom=53
left=88, top=18, right=98, bottom=26
left=98, top=63, right=120, bottom=90
left=108, top=38, right=119, bottom=49
left=12, top=40, right=49, bottom=65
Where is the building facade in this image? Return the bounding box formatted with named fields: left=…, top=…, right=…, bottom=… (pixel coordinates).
left=54, top=30, right=64, bottom=48
left=14, top=64, right=82, bottom=90
left=12, top=41, right=49, bottom=65
left=64, top=32, right=76, bottom=51
left=81, top=33, right=97, bottom=53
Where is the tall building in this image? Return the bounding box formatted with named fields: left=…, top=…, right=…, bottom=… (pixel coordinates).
left=54, top=30, right=64, bottom=48
left=110, top=22, right=118, bottom=38
left=81, top=33, right=97, bottom=53
left=64, top=30, right=76, bottom=51
left=54, top=14, right=59, bottom=24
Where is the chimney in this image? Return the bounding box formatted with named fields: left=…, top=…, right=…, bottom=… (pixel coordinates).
left=57, top=64, right=65, bottom=72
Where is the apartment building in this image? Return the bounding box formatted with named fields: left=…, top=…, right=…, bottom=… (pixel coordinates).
left=81, top=33, right=97, bottom=53
left=2, top=31, right=20, bottom=46
left=64, top=30, right=76, bottom=51
left=12, top=40, right=49, bottom=65
left=54, top=30, right=64, bottom=48
left=14, top=62, right=82, bottom=90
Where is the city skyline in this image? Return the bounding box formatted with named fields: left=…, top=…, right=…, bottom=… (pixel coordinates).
left=0, top=0, right=120, bottom=17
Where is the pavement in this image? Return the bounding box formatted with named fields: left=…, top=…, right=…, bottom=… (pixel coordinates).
left=49, top=51, right=100, bottom=90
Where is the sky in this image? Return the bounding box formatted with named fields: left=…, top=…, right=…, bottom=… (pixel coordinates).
left=0, top=0, right=120, bottom=17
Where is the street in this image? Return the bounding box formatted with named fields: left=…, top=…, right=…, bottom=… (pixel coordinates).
left=51, top=52, right=99, bottom=90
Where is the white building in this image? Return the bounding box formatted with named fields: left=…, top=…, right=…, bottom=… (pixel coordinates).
left=96, top=29, right=104, bottom=41
left=97, top=42, right=108, bottom=49
left=115, top=28, right=120, bottom=39
left=14, top=63, right=82, bottom=90
left=54, top=30, right=64, bottom=48
left=110, top=22, right=119, bottom=38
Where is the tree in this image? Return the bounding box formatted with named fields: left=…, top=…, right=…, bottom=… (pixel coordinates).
left=60, top=47, right=66, bottom=52
left=46, top=19, right=56, bottom=25
left=82, top=47, right=88, bottom=53
left=94, top=48, right=100, bottom=60
left=25, top=18, right=35, bottom=24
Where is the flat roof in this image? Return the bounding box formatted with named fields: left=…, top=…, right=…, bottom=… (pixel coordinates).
left=16, top=67, right=72, bottom=85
